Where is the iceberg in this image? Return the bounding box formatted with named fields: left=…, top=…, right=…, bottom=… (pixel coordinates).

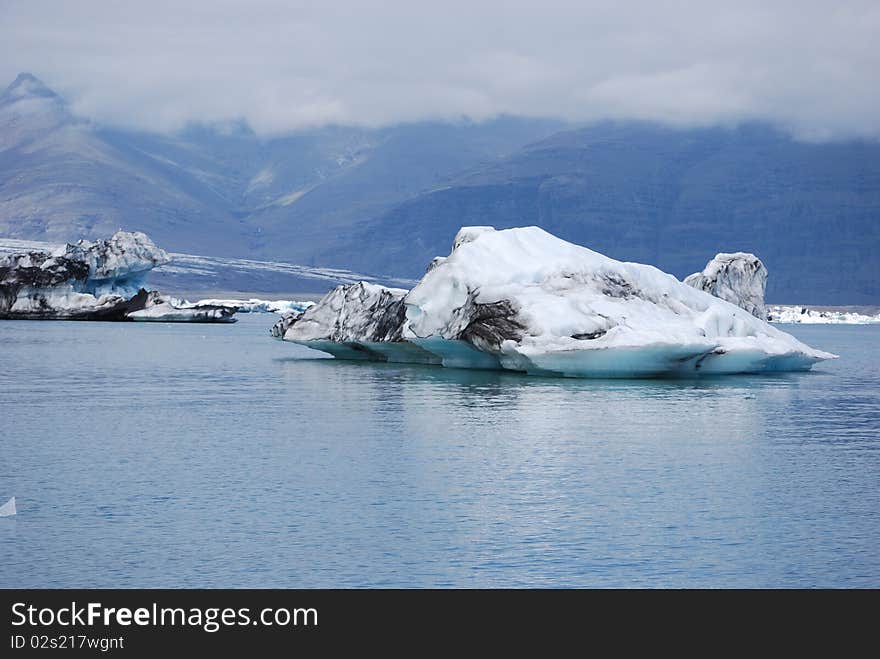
left=274, top=226, right=835, bottom=378
left=685, top=252, right=768, bottom=320
left=0, top=231, right=237, bottom=322
left=768, top=305, right=880, bottom=324
left=0, top=231, right=168, bottom=320
left=685, top=255, right=880, bottom=325
left=0, top=497, right=15, bottom=517
left=126, top=291, right=237, bottom=323
left=182, top=298, right=313, bottom=314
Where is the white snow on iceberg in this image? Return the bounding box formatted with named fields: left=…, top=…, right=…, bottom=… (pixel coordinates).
left=275, top=226, right=836, bottom=378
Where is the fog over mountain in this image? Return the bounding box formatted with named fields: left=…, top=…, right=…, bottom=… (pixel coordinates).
left=3, top=1, right=879, bottom=140
left=2, top=73, right=879, bottom=303
left=0, top=72, right=561, bottom=257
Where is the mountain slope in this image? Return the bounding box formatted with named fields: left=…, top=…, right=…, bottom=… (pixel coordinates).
left=0, top=73, right=250, bottom=256
left=244, top=117, right=567, bottom=264
left=330, top=123, right=880, bottom=304
left=2, top=75, right=878, bottom=303
left=0, top=73, right=561, bottom=263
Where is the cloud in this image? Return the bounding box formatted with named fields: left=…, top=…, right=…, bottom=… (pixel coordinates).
left=2, top=0, right=879, bottom=139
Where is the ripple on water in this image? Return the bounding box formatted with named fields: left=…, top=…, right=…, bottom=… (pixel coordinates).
left=0, top=317, right=878, bottom=587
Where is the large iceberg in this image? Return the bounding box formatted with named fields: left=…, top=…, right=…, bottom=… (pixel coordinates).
left=274, top=226, right=835, bottom=377
left=0, top=231, right=235, bottom=322
left=684, top=252, right=768, bottom=320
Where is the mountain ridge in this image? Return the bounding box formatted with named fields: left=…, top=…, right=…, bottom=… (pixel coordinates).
left=329, top=122, right=880, bottom=304
left=1, top=74, right=878, bottom=303
left=0, top=73, right=562, bottom=262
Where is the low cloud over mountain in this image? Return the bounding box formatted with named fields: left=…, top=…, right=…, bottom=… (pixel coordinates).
left=2, top=73, right=878, bottom=303
left=2, top=1, right=880, bottom=139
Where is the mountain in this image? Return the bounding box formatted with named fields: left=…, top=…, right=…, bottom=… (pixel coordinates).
left=330, top=123, right=880, bottom=304
left=0, top=74, right=249, bottom=256
left=2, top=74, right=878, bottom=303
left=0, top=73, right=561, bottom=264
left=239, top=118, right=569, bottom=264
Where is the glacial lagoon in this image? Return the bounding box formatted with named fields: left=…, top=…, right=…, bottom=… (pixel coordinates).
left=0, top=315, right=878, bottom=587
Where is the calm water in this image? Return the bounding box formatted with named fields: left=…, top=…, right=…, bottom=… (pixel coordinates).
left=0, top=315, right=878, bottom=588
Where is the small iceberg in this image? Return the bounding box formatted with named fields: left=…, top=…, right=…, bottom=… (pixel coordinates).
left=768, top=305, right=880, bottom=324
left=182, top=298, right=314, bottom=314
left=0, top=231, right=238, bottom=322
left=0, top=497, right=16, bottom=517
left=127, top=292, right=237, bottom=323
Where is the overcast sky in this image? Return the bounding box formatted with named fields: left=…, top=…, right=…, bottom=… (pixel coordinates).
left=2, top=0, right=879, bottom=140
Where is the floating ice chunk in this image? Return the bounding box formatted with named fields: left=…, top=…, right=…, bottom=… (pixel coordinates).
left=0, top=497, right=16, bottom=517
left=127, top=300, right=237, bottom=323
left=275, top=227, right=835, bottom=378
left=768, top=305, right=880, bottom=324
left=183, top=298, right=312, bottom=314
left=0, top=231, right=179, bottom=320
left=0, top=232, right=240, bottom=322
